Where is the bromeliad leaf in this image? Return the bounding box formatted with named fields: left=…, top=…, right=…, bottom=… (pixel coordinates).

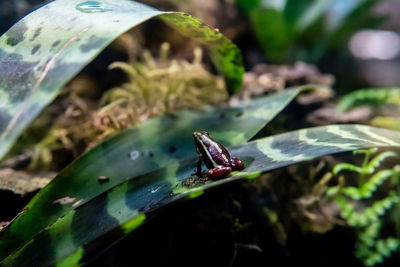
left=3, top=125, right=400, bottom=266
left=0, top=0, right=244, bottom=160
left=0, top=86, right=312, bottom=261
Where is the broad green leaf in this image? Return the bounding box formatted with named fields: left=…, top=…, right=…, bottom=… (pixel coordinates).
left=0, top=86, right=313, bottom=261
left=0, top=0, right=244, bottom=160
left=3, top=124, right=400, bottom=266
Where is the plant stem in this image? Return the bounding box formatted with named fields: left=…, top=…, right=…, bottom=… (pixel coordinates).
left=359, top=151, right=372, bottom=186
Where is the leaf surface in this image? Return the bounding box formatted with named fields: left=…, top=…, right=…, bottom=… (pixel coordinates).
left=3, top=124, right=400, bottom=266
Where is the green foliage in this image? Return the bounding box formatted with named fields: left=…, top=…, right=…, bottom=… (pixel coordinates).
left=338, top=88, right=400, bottom=112
left=236, top=0, right=261, bottom=15
left=237, top=0, right=383, bottom=63
left=336, top=194, right=399, bottom=227
left=249, top=7, right=290, bottom=62
left=333, top=149, right=397, bottom=177
left=338, top=88, right=400, bottom=131
left=342, top=170, right=394, bottom=200
left=328, top=148, right=400, bottom=266
left=356, top=222, right=400, bottom=266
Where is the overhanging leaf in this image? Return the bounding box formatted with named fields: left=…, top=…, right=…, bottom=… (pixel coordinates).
left=0, top=0, right=244, bottom=160
left=2, top=124, right=400, bottom=266
left=0, top=86, right=312, bottom=261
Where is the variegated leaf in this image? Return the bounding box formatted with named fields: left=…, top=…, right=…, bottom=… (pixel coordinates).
left=2, top=124, right=400, bottom=266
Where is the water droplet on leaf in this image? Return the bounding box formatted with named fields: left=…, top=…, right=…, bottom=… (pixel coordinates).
left=76, top=1, right=109, bottom=13
left=53, top=196, right=76, bottom=205
left=129, top=150, right=140, bottom=160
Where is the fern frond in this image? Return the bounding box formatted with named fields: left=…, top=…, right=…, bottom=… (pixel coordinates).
left=337, top=194, right=400, bottom=227
left=359, top=195, right=400, bottom=227
left=333, top=163, right=363, bottom=176
left=330, top=148, right=400, bottom=266
left=366, top=151, right=397, bottom=174
left=353, top=148, right=378, bottom=156
left=376, top=238, right=399, bottom=258
left=358, top=221, right=381, bottom=247
left=358, top=238, right=400, bottom=266
left=335, top=195, right=355, bottom=220
left=337, top=88, right=400, bottom=112
left=341, top=170, right=394, bottom=200
left=326, top=186, right=340, bottom=196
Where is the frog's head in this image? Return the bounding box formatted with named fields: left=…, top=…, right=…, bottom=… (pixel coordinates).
left=193, top=131, right=212, bottom=150
left=193, top=131, right=210, bottom=142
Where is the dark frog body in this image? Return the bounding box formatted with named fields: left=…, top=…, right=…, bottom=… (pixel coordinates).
left=193, top=131, right=244, bottom=179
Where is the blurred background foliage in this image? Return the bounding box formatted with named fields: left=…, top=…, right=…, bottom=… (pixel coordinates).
left=236, top=0, right=384, bottom=63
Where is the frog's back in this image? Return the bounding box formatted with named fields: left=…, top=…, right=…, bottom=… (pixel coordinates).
left=207, top=144, right=231, bottom=167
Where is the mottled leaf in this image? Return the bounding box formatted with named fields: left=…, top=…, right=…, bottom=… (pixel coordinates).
left=0, top=0, right=244, bottom=160
left=3, top=124, right=400, bottom=266
left=0, top=86, right=312, bottom=261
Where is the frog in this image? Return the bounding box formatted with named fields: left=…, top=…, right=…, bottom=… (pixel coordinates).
left=193, top=131, right=244, bottom=179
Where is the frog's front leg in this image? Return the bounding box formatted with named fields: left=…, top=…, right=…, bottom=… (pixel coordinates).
left=207, top=165, right=232, bottom=179
left=195, top=156, right=204, bottom=177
